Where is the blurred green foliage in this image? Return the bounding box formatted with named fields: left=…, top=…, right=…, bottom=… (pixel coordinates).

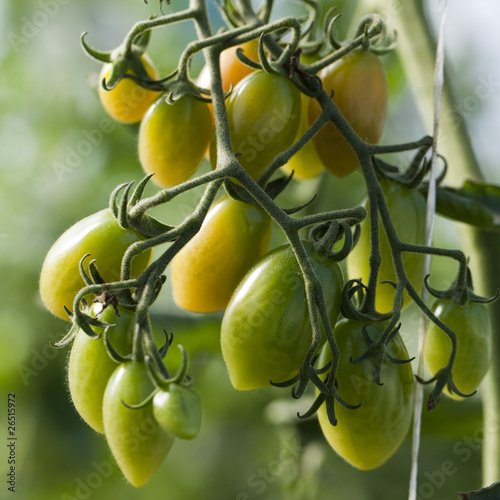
left=0, top=1, right=490, bottom=499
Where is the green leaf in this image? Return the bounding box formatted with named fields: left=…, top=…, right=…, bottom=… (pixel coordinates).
left=420, top=180, right=500, bottom=229
left=458, top=481, right=500, bottom=499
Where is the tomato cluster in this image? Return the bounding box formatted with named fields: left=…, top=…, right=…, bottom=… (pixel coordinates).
left=40, top=16, right=494, bottom=488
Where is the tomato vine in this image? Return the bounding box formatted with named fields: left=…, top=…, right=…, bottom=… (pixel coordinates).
left=40, top=0, right=500, bottom=491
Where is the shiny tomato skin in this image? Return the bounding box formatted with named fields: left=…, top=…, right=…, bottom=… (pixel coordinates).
left=39, top=209, right=152, bottom=320
left=215, top=70, right=301, bottom=180
left=99, top=54, right=160, bottom=124
left=153, top=384, right=202, bottom=440
left=171, top=196, right=272, bottom=313
left=103, top=361, right=175, bottom=487
left=307, top=50, right=387, bottom=178
left=424, top=299, right=492, bottom=400
left=317, top=319, right=414, bottom=470
left=347, top=179, right=426, bottom=314
left=138, top=93, right=213, bottom=188
left=221, top=241, right=343, bottom=390
left=67, top=304, right=135, bottom=433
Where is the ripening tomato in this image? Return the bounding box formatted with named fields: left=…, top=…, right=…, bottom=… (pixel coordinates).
left=282, top=93, right=324, bottom=180
left=153, top=384, right=202, bottom=440
left=40, top=209, right=152, bottom=320
left=67, top=304, right=135, bottom=433
left=424, top=299, right=492, bottom=400
left=99, top=54, right=160, bottom=124
left=138, top=93, right=212, bottom=188
left=198, top=39, right=259, bottom=96
left=307, top=50, right=387, bottom=178
left=221, top=241, right=343, bottom=390
left=171, top=196, right=272, bottom=313
left=211, top=70, right=301, bottom=180
left=103, top=361, right=175, bottom=487
left=317, top=319, right=414, bottom=470
left=347, top=179, right=426, bottom=314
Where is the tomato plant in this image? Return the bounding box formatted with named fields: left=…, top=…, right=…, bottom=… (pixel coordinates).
left=347, top=178, right=427, bottom=313
left=39, top=209, right=152, bottom=320
left=67, top=303, right=135, bottom=433
left=138, top=93, right=213, bottom=187
left=211, top=70, right=301, bottom=180
left=103, top=361, right=175, bottom=487
left=424, top=298, right=492, bottom=400
left=307, top=50, right=387, bottom=178
left=317, top=320, right=414, bottom=470
left=171, top=195, right=272, bottom=313
left=221, top=241, right=343, bottom=390
left=42, top=1, right=500, bottom=495
left=99, top=53, right=160, bottom=124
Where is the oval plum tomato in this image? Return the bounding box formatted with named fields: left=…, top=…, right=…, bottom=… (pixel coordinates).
left=317, top=319, right=414, bottom=470
left=153, top=384, right=202, bottom=440
left=171, top=196, right=272, bottom=313
left=307, top=50, right=387, bottom=178
left=282, top=93, right=324, bottom=180
left=99, top=54, right=159, bottom=124
left=138, top=93, right=212, bottom=188
left=424, top=299, right=492, bottom=400
left=221, top=241, right=343, bottom=390
left=67, top=304, right=135, bottom=433
left=347, top=179, right=426, bottom=314
left=103, top=361, right=174, bottom=487
left=40, top=209, right=152, bottom=320
left=212, top=70, right=301, bottom=180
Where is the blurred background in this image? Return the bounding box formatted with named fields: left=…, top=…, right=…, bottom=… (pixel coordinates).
left=0, top=0, right=498, bottom=499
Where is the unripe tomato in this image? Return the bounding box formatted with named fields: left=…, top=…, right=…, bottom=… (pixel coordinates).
left=221, top=241, right=343, bottom=390
left=424, top=299, right=492, bottom=400
left=103, top=361, right=174, bottom=487
left=214, top=70, right=301, bottom=180
left=67, top=304, right=135, bottom=433
left=153, top=384, right=202, bottom=440
left=282, top=93, right=324, bottom=180
left=317, top=319, right=414, bottom=470
left=40, top=209, right=152, bottom=320
left=307, top=50, right=387, bottom=178
left=138, top=93, right=212, bottom=188
left=99, top=54, right=160, bottom=124
left=347, top=179, right=426, bottom=314
left=171, top=196, right=272, bottom=313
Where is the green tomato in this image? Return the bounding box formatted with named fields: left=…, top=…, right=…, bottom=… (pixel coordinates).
left=221, top=241, right=344, bottom=390
left=307, top=50, right=387, bottom=178
left=103, top=361, right=174, bottom=488
left=317, top=319, right=414, bottom=470
left=67, top=304, right=135, bottom=433
left=153, top=384, right=202, bottom=440
left=138, top=93, right=213, bottom=188
left=424, top=299, right=492, bottom=400
left=40, top=209, right=152, bottom=320
left=99, top=53, right=160, bottom=124
left=213, top=70, right=301, bottom=180
left=347, top=179, right=426, bottom=313
left=171, top=196, right=272, bottom=313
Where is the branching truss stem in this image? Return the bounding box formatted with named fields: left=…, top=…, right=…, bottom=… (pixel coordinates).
left=73, top=0, right=468, bottom=421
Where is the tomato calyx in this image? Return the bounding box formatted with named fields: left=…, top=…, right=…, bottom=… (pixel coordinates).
left=81, top=30, right=160, bottom=92
left=310, top=219, right=362, bottom=262
left=350, top=323, right=414, bottom=386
